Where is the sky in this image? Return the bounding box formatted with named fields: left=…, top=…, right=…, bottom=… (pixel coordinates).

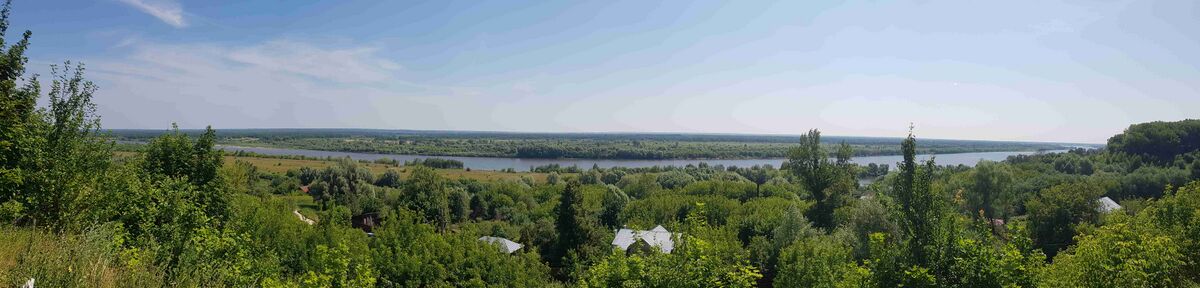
left=10, top=0, right=1200, bottom=143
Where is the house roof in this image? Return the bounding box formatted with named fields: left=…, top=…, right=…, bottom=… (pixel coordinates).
left=612, top=225, right=677, bottom=253
left=1098, top=197, right=1121, bottom=213
left=478, top=236, right=523, bottom=254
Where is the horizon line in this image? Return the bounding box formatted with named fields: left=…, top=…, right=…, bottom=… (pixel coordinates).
left=103, top=127, right=1106, bottom=146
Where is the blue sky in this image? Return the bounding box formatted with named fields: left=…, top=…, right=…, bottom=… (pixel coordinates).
left=11, top=0, right=1200, bottom=143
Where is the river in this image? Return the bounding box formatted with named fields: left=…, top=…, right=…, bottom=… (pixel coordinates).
left=218, top=145, right=1067, bottom=171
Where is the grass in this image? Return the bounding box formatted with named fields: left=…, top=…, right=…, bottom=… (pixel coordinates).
left=0, top=225, right=163, bottom=287
left=275, top=194, right=321, bottom=222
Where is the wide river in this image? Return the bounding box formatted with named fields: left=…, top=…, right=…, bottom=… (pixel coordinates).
left=219, top=145, right=1067, bottom=171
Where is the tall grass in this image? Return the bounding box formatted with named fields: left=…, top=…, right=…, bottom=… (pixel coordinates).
left=0, top=224, right=164, bottom=287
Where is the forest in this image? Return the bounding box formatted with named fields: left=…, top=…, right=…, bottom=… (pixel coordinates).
left=4, top=2, right=1200, bottom=287
left=109, top=128, right=1074, bottom=160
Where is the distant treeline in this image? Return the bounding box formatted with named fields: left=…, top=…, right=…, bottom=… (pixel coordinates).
left=405, top=158, right=465, bottom=169
left=1107, top=119, right=1200, bottom=164
left=107, top=128, right=1067, bottom=144
left=105, top=129, right=1078, bottom=160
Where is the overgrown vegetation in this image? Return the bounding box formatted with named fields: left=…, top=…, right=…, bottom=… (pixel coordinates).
left=2, top=2, right=1198, bottom=287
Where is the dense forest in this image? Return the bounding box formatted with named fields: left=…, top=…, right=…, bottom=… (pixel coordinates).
left=3, top=2, right=1200, bottom=287
left=109, top=129, right=1075, bottom=160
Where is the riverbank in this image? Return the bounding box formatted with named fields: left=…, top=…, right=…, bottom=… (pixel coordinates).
left=214, top=145, right=1069, bottom=171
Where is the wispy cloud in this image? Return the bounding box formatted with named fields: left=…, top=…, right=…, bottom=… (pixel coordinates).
left=227, top=40, right=402, bottom=84
left=118, top=0, right=187, bottom=28
left=84, top=39, right=479, bottom=129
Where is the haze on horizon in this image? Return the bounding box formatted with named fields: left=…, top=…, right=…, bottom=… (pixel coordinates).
left=14, top=0, right=1199, bottom=144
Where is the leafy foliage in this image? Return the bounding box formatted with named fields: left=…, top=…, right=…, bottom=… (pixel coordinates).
left=1108, top=119, right=1200, bottom=164
left=2, top=3, right=1198, bottom=285
left=1026, top=181, right=1104, bottom=257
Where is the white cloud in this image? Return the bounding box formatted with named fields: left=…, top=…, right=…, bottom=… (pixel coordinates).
left=227, top=40, right=402, bottom=84
left=118, top=0, right=187, bottom=28
left=84, top=39, right=474, bottom=129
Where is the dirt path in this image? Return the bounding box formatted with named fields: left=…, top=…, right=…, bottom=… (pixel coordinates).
left=294, top=209, right=315, bottom=225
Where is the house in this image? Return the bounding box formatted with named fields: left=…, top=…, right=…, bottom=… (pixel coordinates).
left=478, top=236, right=523, bottom=254
left=352, top=213, right=379, bottom=233
left=612, top=225, right=676, bottom=254
left=1098, top=197, right=1121, bottom=213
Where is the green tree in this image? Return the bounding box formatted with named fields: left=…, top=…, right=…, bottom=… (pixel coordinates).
left=600, top=184, right=629, bottom=229
left=374, top=169, right=402, bottom=188
left=618, top=173, right=661, bottom=199
left=892, top=130, right=941, bottom=268
left=404, top=166, right=449, bottom=232
left=0, top=0, right=40, bottom=223
left=786, top=129, right=847, bottom=229
left=0, top=19, right=113, bottom=229
left=656, top=170, right=695, bottom=190
left=85, top=163, right=213, bottom=280
left=554, top=181, right=588, bottom=261
left=301, top=243, right=376, bottom=288
left=24, top=63, right=112, bottom=230
left=372, top=209, right=552, bottom=287
left=306, top=159, right=374, bottom=211
left=771, top=205, right=819, bottom=259
left=142, top=125, right=229, bottom=222
left=1140, top=181, right=1200, bottom=283
left=1040, top=214, right=1184, bottom=287
left=579, top=205, right=761, bottom=287
left=1106, top=119, right=1200, bottom=164
left=833, top=197, right=900, bottom=260
left=775, top=235, right=870, bottom=288
left=448, top=188, right=469, bottom=224
left=553, top=180, right=607, bottom=279
left=142, top=125, right=224, bottom=188
left=969, top=160, right=1012, bottom=219
left=1189, top=158, right=1200, bottom=179
left=835, top=141, right=853, bottom=167
left=1026, top=181, right=1103, bottom=257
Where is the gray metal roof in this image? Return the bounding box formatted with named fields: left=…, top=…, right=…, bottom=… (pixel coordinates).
left=478, top=236, right=523, bottom=254
left=612, top=225, right=676, bottom=253
left=1098, top=197, right=1121, bottom=213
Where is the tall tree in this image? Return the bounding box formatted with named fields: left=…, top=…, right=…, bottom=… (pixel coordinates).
left=0, top=0, right=39, bottom=216
left=405, top=166, right=450, bottom=232
left=0, top=5, right=112, bottom=228
left=836, top=141, right=853, bottom=167
left=448, top=188, right=469, bottom=224
left=969, top=160, right=1012, bottom=220
left=190, top=126, right=221, bottom=186
left=553, top=180, right=605, bottom=279
left=786, top=129, right=846, bottom=229
left=893, top=130, right=940, bottom=268
left=599, top=184, right=628, bottom=229
left=142, top=124, right=229, bottom=221
left=28, top=63, right=111, bottom=229
left=554, top=181, right=587, bottom=261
